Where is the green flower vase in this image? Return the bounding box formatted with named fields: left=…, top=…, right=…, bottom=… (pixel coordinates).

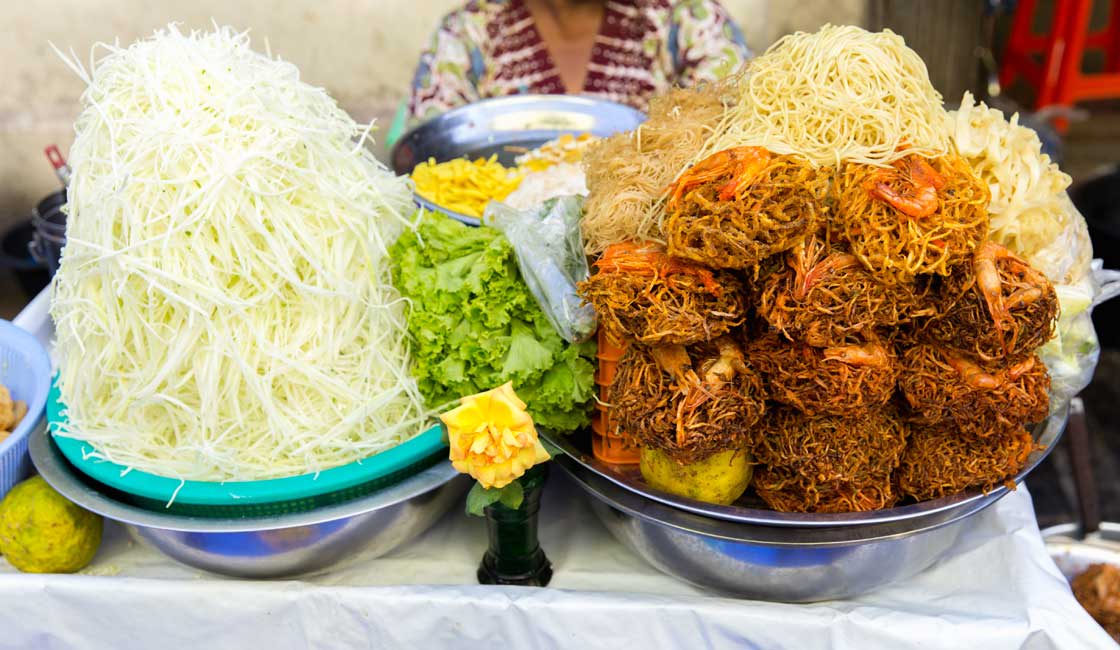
left=477, top=463, right=552, bottom=587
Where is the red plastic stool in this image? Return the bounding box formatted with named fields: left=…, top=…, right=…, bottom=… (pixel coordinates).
left=1000, top=0, right=1120, bottom=129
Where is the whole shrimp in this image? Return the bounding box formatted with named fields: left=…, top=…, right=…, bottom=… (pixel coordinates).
left=790, top=240, right=861, bottom=301
left=823, top=343, right=891, bottom=367
left=649, top=336, right=748, bottom=445
left=596, top=242, right=721, bottom=293
left=973, top=241, right=1053, bottom=350
left=862, top=155, right=946, bottom=218
left=946, top=353, right=1037, bottom=390
left=666, top=146, right=772, bottom=208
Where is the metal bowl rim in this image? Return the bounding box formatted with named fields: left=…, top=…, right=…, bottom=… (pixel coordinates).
left=1041, top=521, right=1120, bottom=540
left=412, top=196, right=481, bottom=227
left=391, top=94, right=646, bottom=226
left=390, top=94, right=646, bottom=170
left=546, top=400, right=1069, bottom=529
left=1041, top=522, right=1120, bottom=583
left=29, top=423, right=460, bottom=533
left=558, top=452, right=1003, bottom=547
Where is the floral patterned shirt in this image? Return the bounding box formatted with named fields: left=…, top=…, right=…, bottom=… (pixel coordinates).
left=407, top=0, right=750, bottom=124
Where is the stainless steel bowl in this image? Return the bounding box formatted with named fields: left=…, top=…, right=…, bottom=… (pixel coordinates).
left=390, top=95, right=646, bottom=225
left=1042, top=522, right=1120, bottom=581
left=544, top=401, right=1069, bottom=529
left=29, top=425, right=468, bottom=578
left=556, top=452, right=1012, bottom=601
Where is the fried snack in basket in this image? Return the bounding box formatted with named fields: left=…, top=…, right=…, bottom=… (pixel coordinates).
left=755, top=235, right=925, bottom=346
left=835, top=154, right=990, bottom=284
left=746, top=333, right=899, bottom=416
left=0, top=385, right=13, bottom=431
left=1071, top=563, right=1120, bottom=642
left=578, top=242, right=746, bottom=345
left=664, top=148, right=829, bottom=270
left=752, top=407, right=908, bottom=513
left=896, top=421, right=1036, bottom=501
left=610, top=336, right=765, bottom=464
left=898, top=344, right=1050, bottom=435
left=916, top=241, right=1058, bottom=363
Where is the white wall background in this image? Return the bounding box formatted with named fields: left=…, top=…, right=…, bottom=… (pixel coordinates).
left=0, top=0, right=863, bottom=220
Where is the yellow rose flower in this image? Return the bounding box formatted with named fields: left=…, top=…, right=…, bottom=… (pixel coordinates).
left=440, top=382, right=550, bottom=489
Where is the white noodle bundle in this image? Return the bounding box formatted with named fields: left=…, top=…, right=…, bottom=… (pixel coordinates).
left=51, top=25, right=429, bottom=481
left=702, top=24, right=949, bottom=167
left=948, top=92, right=1087, bottom=285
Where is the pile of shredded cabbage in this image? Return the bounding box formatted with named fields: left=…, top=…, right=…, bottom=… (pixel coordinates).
left=50, top=25, right=429, bottom=482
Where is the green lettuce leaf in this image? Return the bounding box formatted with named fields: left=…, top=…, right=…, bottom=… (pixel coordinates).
left=390, top=212, right=594, bottom=431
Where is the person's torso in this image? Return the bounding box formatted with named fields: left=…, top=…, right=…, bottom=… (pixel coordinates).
left=469, top=0, right=678, bottom=111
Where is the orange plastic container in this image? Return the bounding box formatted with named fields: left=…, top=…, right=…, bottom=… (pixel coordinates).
left=595, top=360, right=618, bottom=387
left=592, top=329, right=640, bottom=464
left=593, top=431, right=640, bottom=464
left=596, top=328, right=627, bottom=362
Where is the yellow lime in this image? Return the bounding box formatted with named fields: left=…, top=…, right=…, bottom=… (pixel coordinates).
left=640, top=447, right=753, bottom=506
left=0, top=476, right=102, bottom=573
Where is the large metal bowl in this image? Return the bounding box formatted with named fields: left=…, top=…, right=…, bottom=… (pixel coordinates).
left=555, top=452, right=1002, bottom=602
left=29, top=424, right=468, bottom=578
left=544, top=401, right=1069, bottom=529
left=390, top=95, right=646, bottom=225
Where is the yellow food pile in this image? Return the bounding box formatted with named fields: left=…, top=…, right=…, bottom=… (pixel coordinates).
left=515, top=133, right=597, bottom=172
left=411, top=156, right=522, bottom=218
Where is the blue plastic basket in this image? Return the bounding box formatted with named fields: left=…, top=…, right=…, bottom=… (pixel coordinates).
left=0, top=320, right=53, bottom=498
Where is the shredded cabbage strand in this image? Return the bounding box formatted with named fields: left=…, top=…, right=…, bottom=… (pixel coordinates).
left=51, top=24, right=429, bottom=481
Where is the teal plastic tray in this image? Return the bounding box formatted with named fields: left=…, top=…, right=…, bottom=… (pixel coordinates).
left=47, top=378, right=447, bottom=516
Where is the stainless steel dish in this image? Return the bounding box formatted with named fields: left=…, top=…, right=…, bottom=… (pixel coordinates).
left=1042, top=522, right=1120, bottom=581
left=556, top=452, right=1003, bottom=601
left=30, top=425, right=468, bottom=579
left=543, top=401, right=1069, bottom=528
left=390, top=95, right=646, bottom=225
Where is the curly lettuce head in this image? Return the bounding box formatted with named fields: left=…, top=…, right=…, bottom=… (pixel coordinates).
left=391, top=212, right=595, bottom=432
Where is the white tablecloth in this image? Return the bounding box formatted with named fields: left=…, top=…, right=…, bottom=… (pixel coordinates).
left=5, top=290, right=1115, bottom=649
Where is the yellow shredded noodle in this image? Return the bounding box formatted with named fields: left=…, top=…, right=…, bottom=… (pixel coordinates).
left=701, top=24, right=950, bottom=168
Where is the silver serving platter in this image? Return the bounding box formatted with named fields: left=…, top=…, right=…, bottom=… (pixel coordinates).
left=390, top=95, right=646, bottom=226
left=555, top=452, right=1001, bottom=601
left=29, top=424, right=468, bottom=578
left=543, top=400, right=1069, bottom=528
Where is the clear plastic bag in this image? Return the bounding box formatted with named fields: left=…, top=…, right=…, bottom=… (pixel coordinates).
left=1037, top=196, right=1120, bottom=405
left=1041, top=268, right=1099, bottom=407
left=485, top=196, right=597, bottom=343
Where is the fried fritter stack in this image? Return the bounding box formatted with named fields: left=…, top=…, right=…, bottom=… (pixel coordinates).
left=579, top=145, right=1059, bottom=513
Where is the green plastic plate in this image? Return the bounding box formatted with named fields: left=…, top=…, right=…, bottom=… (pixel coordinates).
left=47, top=378, right=447, bottom=513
